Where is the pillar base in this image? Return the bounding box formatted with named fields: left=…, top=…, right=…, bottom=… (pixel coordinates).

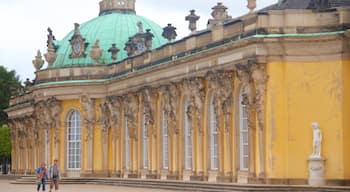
left=190, top=175, right=208, bottom=181
left=167, top=172, right=180, bottom=180
left=217, top=175, right=232, bottom=183
left=308, top=157, right=326, bottom=186
left=146, top=173, right=159, bottom=179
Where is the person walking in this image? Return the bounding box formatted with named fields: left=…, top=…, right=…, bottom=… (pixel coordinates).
left=36, top=162, right=48, bottom=192
left=48, top=159, right=61, bottom=192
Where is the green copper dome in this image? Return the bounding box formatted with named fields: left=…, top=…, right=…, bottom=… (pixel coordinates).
left=52, top=12, right=167, bottom=68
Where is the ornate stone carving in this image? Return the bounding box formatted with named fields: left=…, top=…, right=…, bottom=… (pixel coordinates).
left=123, top=93, right=139, bottom=140
left=108, top=44, right=120, bottom=61
left=99, top=99, right=110, bottom=143
left=247, top=0, right=256, bottom=13
left=106, top=96, right=122, bottom=140
left=162, top=24, right=177, bottom=42
left=89, top=40, right=103, bottom=64
left=32, top=50, right=45, bottom=71
left=141, top=87, right=158, bottom=137
left=80, top=95, right=96, bottom=141
left=182, top=77, right=205, bottom=134
left=47, top=97, right=61, bottom=144
left=185, top=10, right=200, bottom=33
left=208, top=2, right=232, bottom=28
left=235, top=63, right=255, bottom=106
left=161, top=83, right=180, bottom=134
left=45, top=28, right=57, bottom=68
left=124, top=23, right=154, bottom=56
left=144, top=29, right=154, bottom=51
left=69, top=23, right=88, bottom=58
left=206, top=71, right=234, bottom=133
left=251, top=62, right=268, bottom=131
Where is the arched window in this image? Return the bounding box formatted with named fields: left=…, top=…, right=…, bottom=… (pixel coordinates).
left=142, top=108, right=149, bottom=169
left=184, top=97, right=192, bottom=170
left=210, top=96, right=218, bottom=170
left=125, top=116, right=130, bottom=170
left=67, top=110, right=81, bottom=170
left=162, top=110, right=169, bottom=169
left=239, top=89, right=249, bottom=171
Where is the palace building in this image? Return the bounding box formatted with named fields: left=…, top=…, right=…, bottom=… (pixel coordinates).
left=5, top=0, right=350, bottom=185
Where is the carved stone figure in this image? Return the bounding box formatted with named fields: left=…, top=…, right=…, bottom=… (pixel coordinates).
left=124, top=93, right=139, bottom=140
left=161, top=83, right=180, bottom=134
left=47, top=97, right=61, bottom=144
left=185, top=10, right=200, bottom=33
left=90, top=40, right=103, bottom=64
left=106, top=96, right=122, bottom=139
left=182, top=77, right=205, bottom=134
left=162, top=24, right=177, bottom=42
left=207, top=71, right=234, bottom=133
left=236, top=63, right=254, bottom=106
left=108, top=44, right=120, bottom=61
left=141, top=88, right=157, bottom=137
left=251, top=63, right=268, bottom=131
left=137, top=21, right=144, bottom=33
left=80, top=95, right=96, bottom=141
left=32, top=50, right=45, bottom=71
left=310, top=122, right=322, bottom=159
left=99, top=99, right=110, bottom=143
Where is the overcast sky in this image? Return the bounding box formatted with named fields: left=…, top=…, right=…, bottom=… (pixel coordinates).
left=0, top=0, right=276, bottom=81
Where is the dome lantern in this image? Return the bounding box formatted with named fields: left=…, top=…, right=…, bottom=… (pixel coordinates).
left=99, top=0, right=136, bottom=15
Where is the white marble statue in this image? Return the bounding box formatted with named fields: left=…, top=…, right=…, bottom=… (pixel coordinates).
left=310, top=122, right=322, bottom=159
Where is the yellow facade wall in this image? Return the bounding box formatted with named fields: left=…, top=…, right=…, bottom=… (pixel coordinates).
left=267, top=60, right=345, bottom=180
left=266, top=61, right=288, bottom=179
left=343, top=60, right=350, bottom=179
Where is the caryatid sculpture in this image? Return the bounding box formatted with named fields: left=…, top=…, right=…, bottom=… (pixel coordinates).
left=310, top=122, right=322, bottom=159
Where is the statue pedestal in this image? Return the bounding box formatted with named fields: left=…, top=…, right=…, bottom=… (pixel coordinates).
left=308, top=157, right=326, bottom=186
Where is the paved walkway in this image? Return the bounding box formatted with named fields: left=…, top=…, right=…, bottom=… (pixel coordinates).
left=0, top=180, right=177, bottom=192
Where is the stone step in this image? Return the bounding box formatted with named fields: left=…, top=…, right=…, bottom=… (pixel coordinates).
left=10, top=176, right=350, bottom=192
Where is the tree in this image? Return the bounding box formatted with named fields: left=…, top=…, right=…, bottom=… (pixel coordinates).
left=0, top=124, right=11, bottom=158
left=0, top=65, right=20, bottom=125
left=0, top=124, right=11, bottom=174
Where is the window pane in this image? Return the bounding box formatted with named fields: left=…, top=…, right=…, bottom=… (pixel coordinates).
left=67, top=110, right=81, bottom=170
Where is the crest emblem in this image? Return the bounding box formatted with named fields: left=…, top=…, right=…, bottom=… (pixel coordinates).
left=69, top=23, right=88, bottom=58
